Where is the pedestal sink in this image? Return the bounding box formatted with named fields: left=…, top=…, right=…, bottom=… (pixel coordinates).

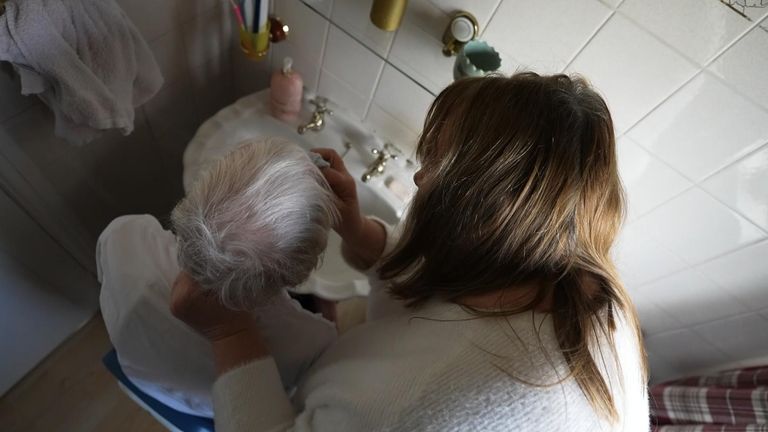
left=182, top=90, right=413, bottom=300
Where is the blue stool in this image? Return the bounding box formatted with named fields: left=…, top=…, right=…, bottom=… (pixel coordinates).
left=102, top=349, right=215, bottom=432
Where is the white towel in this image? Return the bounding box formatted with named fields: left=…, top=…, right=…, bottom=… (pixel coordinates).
left=0, top=0, right=163, bottom=144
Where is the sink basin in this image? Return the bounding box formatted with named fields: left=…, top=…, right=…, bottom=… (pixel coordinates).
left=182, top=90, right=409, bottom=300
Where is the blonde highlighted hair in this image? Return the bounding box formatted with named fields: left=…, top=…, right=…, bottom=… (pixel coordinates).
left=379, top=73, right=647, bottom=422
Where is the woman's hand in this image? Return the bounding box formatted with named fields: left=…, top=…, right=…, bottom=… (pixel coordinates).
left=310, top=148, right=364, bottom=242
left=170, top=271, right=256, bottom=343
left=170, top=272, right=269, bottom=374
left=311, top=148, right=387, bottom=270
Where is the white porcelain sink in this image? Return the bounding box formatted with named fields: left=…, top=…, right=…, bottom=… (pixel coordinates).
left=182, top=90, right=411, bottom=300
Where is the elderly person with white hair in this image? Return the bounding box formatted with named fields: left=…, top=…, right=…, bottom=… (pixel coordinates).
left=98, top=137, right=340, bottom=417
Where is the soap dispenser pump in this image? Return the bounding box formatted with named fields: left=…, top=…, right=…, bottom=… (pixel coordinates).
left=270, top=57, right=303, bottom=121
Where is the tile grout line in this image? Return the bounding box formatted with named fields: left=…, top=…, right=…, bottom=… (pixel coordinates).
left=634, top=258, right=759, bottom=324
left=561, top=10, right=616, bottom=73
left=702, top=11, right=768, bottom=68
left=618, top=9, right=768, bottom=140
left=313, top=14, right=332, bottom=94
left=478, top=0, right=504, bottom=39
left=696, top=139, right=768, bottom=185
left=362, top=60, right=386, bottom=120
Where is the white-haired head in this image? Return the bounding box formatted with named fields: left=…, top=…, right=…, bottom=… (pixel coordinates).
left=171, top=137, right=339, bottom=310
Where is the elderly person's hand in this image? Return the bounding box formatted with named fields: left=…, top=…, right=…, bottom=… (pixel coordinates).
left=170, top=271, right=256, bottom=342
left=171, top=271, right=269, bottom=374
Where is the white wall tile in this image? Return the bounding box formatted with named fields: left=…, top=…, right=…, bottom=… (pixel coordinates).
left=401, top=0, right=455, bottom=34
left=630, top=294, right=683, bottom=336
left=613, top=223, right=688, bottom=288
left=322, top=26, right=384, bottom=101
left=619, top=0, right=750, bottom=65
left=364, top=104, right=420, bottom=154
left=637, top=187, right=766, bottom=264
left=371, top=65, right=434, bottom=134
left=318, top=69, right=370, bottom=119
left=331, top=0, right=395, bottom=57
left=617, top=137, right=692, bottom=219
left=425, top=0, right=502, bottom=29
left=566, top=14, right=697, bottom=134
left=637, top=269, right=748, bottom=327
left=721, top=2, right=768, bottom=22
left=693, top=313, right=768, bottom=363
left=697, top=240, right=768, bottom=312
left=709, top=24, right=768, bottom=112
left=496, top=51, right=524, bottom=76
left=484, top=0, right=611, bottom=74
left=300, top=0, right=334, bottom=18
left=645, top=329, right=729, bottom=374
left=388, top=20, right=453, bottom=95
left=598, top=0, right=623, bottom=9
left=628, top=72, right=768, bottom=181
left=702, top=144, right=768, bottom=231
left=273, top=0, right=331, bottom=92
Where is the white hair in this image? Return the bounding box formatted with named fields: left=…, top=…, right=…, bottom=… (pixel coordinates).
left=171, top=137, right=339, bottom=310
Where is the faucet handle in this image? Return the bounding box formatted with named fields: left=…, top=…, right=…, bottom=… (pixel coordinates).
left=384, top=142, right=403, bottom=155
left=383, top=142, right=404, bottom=160
left=372, top=146, right=397, bottom=161
left=310, top=97, right=333, bottom=115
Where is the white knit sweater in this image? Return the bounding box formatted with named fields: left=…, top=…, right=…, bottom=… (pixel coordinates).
left=212, top=273, right=650, bottom=431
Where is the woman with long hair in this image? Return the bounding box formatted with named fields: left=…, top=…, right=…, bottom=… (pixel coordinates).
left=171, top=72, right=650, bottom=431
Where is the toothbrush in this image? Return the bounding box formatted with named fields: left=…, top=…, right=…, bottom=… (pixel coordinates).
left=244, top=0, right=254, bottom=32
left=228, top=0, right=245, bottom=31
left=258, top=0, right=269, bottom=32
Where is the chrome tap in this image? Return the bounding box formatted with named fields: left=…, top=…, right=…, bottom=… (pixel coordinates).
left=361, top=143, right=403, bottom=182
left=297, top=97, right=333, bottom=134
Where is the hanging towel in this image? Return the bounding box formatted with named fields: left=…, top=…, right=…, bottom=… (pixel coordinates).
left=0, top=0, right=163, bottom=145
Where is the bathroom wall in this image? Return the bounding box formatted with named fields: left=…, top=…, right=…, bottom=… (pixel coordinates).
left=0, top=0, right=244, bottom=269
left=269, top=0, right=768, bottom=382
left=0, top=0, right=245, bottom=394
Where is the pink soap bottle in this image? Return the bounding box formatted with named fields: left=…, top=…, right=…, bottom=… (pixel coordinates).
left=270, top=57, right=303, bottom=121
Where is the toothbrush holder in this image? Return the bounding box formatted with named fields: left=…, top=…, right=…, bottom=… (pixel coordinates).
left=240, top=20, right=271, bottom=60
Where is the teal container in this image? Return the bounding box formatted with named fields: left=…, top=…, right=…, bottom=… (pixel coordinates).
left=454, top=40, right=502, bottom=80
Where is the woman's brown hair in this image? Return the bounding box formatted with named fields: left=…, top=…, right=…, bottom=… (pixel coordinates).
left=379, top=72, right=647, bottom=422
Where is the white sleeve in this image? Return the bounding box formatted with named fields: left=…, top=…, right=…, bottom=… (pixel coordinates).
left=361, top=216, right=408, bottom=321
left=212, top=358, right=296, bottom=432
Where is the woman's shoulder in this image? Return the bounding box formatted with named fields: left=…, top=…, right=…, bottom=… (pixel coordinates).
left=391, top=303, right=649, bottom=431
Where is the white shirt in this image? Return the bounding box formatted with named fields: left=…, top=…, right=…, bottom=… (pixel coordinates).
left=212, top=245, right=650, bottom=431
left=97, top=214, right=337, bottom=417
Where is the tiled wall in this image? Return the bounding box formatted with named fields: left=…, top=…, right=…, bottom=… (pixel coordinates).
left=273, top=0, right=768, bottom=382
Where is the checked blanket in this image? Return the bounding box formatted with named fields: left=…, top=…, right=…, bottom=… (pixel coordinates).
left=650, top=366, right=768, bottom=432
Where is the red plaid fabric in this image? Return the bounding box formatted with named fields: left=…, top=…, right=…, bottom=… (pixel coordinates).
left=650, top=366, right=768, bottom=432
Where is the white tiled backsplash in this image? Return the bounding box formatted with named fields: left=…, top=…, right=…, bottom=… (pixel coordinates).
left=278, top=0, right=768, bottom=382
